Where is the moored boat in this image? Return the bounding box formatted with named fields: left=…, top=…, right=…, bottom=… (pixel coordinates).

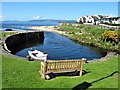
left=28, top=49, right=47, bottom=61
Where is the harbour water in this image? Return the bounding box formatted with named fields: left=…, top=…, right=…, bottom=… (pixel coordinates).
left=2, top=20, right=106, bottom=60
left=15, top=32, right=106, bottom=60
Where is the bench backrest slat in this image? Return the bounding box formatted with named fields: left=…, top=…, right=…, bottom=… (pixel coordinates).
left=46, top=60, right=83, bottom=72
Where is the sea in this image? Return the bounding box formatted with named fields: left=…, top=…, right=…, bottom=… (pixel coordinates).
left=0, top=20, right=76, bottom=30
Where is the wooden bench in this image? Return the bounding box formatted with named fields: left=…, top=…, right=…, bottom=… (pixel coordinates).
left=40, top=58, right=86, bottom=79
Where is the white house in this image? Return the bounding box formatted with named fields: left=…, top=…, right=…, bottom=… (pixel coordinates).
left=77, top=16, right=86, bottom=24
left=77, top=15, right=105, bottom=25
left=78, top=16, right=99, bottom=25
left=101, top=17, right=120, bottom=24
left=111, top=17, right=120, bottom=24
left=77, top=15, right=120, bottom=25
left=77, top=16, right=95, bottom=25
left=85, top=16, right=94, bottom=24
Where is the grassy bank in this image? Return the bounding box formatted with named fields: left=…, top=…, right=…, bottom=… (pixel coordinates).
left=2, top=55, right=118, bottom=88
left=55, top=23, right=120, bottom=53
left=0, top=31, right=17, bottom=38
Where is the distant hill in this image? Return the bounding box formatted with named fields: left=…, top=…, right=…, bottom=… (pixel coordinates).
left=2, top=20, right=20, bottom=22
left=2, top=19, right=76, bottom=23
left=29, top=19, right=76, bottom=23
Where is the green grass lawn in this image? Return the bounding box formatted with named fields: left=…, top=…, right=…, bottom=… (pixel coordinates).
left=0, top=55, right=2, bottom=89
left=2, top=55, right=119, bottom=89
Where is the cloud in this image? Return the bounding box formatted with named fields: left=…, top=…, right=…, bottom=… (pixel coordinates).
left=41, top=17, right=47, bottom=19
left=0, top=16, right=3, bottom=18
left=109, top=13, right=117, bottom=17
left=0, top=16, right=4, bottom=21
left=32, top=16, right=52, bottom=20
left=109, top=13, right=113, bottom=17
left=32, top=16, right=40, bottom=20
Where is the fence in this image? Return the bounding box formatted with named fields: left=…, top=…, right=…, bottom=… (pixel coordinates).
left=95, top=24, right=120, bottom=30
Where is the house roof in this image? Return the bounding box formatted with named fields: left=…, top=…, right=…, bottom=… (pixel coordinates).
left=97, top=15, right=104, bottom=18
left=111, top=17, right=120, bottom=19
left=82, top=17, right=86, bottom=20
left=79, top=16, right=86, bottom=20
left=91, top=16, right=99, bottom=20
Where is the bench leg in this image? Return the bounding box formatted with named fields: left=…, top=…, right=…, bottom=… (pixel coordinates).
left=41, top=61, right=47, bottom=80
left=43, top=69, right=46, bottom=79
left=80, top=69, right=82, bottom=76
left=40, top=65, right=45, bottom=79
left=80, top=63, right=83, bottom=76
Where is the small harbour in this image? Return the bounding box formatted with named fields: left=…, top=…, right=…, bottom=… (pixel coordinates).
left=15, top=31, right=106, bottom=60
left=2, top=21, right=107, bottom=60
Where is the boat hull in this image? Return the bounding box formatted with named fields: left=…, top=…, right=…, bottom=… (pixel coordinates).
left=28, top=50, right=47, bottom=61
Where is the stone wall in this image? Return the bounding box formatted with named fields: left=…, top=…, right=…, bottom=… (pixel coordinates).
left=5, top=32, right=44, bottom=54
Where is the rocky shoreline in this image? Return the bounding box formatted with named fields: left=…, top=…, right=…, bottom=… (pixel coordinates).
left=88, top=52, right=118, bottom=63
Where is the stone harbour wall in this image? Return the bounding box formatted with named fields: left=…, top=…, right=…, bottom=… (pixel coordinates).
left=4, top=31, right=44, bottom=54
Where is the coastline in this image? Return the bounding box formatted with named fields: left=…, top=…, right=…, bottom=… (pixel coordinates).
left=28, top=26, right=66, bottom=35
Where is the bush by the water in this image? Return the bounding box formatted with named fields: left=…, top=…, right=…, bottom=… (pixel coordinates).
left=101, top=31, right=118, bottom=44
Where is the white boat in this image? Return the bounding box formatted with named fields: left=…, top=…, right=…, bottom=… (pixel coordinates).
left=28, top=50, right=47, bottom=61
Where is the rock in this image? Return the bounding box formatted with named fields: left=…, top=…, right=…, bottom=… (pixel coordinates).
left=45, top=75, right=50, bottom=80
left=5, top=29, right=12, bottom=31
left=88, top=52, right=118, bottom=63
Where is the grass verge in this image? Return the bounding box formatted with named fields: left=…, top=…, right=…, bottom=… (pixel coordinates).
left=0, top=55, right=2, bottom=89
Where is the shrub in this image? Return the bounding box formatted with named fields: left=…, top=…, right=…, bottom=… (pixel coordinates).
left=69, top=32, right=75, bottom=34
left=117, top=30, right=120, bottom=41
left=101, top=30, right=118, bottom=44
